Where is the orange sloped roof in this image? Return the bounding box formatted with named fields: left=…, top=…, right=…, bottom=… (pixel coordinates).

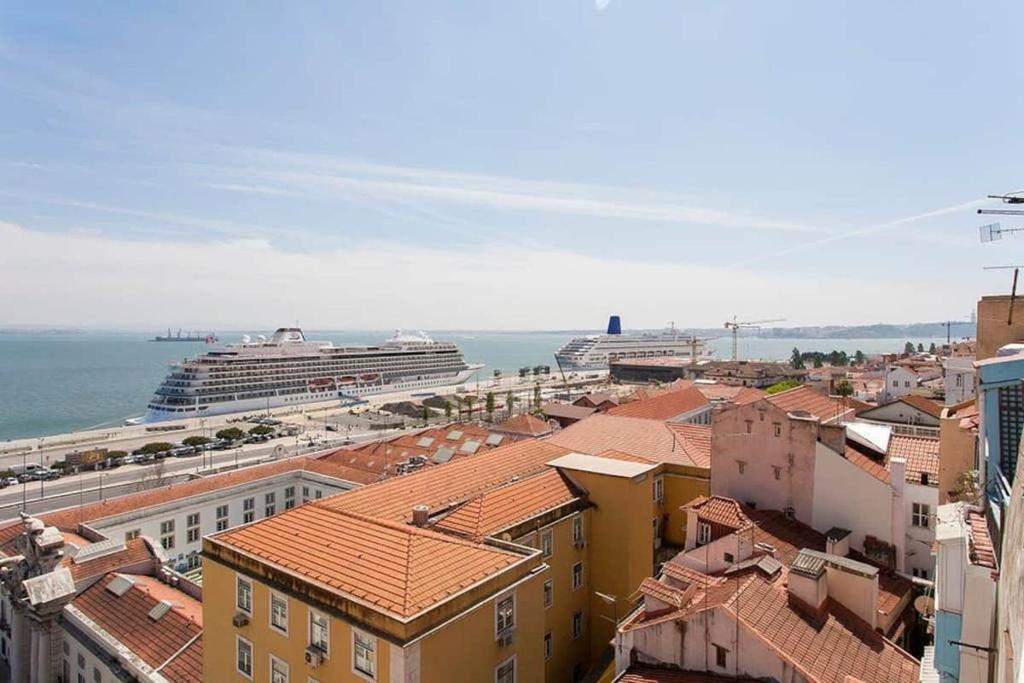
left=495, top=414, right=552, bottom=437
left=320, top=439, right=573, bottom=522
left=433, top=469, right=581, bottom=539
left=64, top=537, right=159, bottom=583
left=72, top=573, right=203, bottom=682
left=212, top=505, right=524, bottom=618
left=733, top=387, right=768, bottom=405
left=967, top=509, right=996, bottom=569
left=637, top=577, right=687, bottom=608
left=608, top=387, right=708, bottom=420
left=546, top=414, right=710, bottom=469
left=766, top=385, right=854, bottom=423
left=318, top=423, right=498, bottom=475
left=896, top=394, right=944, bottom=419
left=887, top=435, right=939, bottom=485
left=685, top=495, right=751, bottom=531
left=734, top=577, right=919, bottom=683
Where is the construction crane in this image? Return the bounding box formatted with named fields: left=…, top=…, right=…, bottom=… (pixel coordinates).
left=723, top=317, right=785, bottom=361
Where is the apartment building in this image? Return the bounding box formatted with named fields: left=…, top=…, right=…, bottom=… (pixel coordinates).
left=202, top=439, right=669, bottom=683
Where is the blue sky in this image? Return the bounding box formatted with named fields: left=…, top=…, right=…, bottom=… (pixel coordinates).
left=1, top=1, right=1021, bottom=330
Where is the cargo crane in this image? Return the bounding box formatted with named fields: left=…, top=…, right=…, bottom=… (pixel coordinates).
left=724, top=317, right=785, bottom=361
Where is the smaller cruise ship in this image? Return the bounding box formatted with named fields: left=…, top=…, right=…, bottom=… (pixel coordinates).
left=555, top=316, right=705, bottom=372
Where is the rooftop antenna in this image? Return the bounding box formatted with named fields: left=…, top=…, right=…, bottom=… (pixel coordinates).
left=983, top=265, right=1024, bottom=325
left=723, top=317, right=785, bottom=361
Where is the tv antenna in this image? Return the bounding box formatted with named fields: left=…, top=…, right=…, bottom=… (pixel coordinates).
left=983, top=265, right=1024, bottom=326
left=979, top=222, right=1024, bottom=243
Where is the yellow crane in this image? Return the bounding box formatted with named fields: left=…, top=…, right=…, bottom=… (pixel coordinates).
left=723, top=317, right=785, bottom=361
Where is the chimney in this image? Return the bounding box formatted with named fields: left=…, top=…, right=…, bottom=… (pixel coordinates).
left=817, top=423, right=846, bottom=455
left=788, top=558, right=827, bottom=616
left=825, top=528, right=851, bottom=557
left=888, top=457, right=907, bottom=574
left=412, top=505, right=430, bottom=527
left=789, top=549, right=880, bottom=629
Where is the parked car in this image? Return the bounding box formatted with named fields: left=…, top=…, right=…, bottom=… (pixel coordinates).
left=17, top=473, right=33, bottom=483
left=3, top=477, right=18, bottom=487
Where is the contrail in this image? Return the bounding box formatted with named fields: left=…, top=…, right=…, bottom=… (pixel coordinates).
left=738, top=197, right=988, bottom=266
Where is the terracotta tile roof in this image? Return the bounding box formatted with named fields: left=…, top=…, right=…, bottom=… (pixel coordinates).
left=766, top=386, right=854, bottom=423
left=65, top=537, right=160, bottom=583
left=734, top=387, right=768, bottom=405
left=318, top=423, right=499, bottom=475
left=967, top=509, right=996, bottom=569
left=211, top=504, right=524, bottom=617
left=661, top=561, right=722, bottom=589
left=493, top=414, right=552, bottom=437
left=637, top=577, right=687, bottom=609
left=887, top=435, right=940, bottom=486
left=843, top=445, right=890, bottom=484
left=433, top=469, right=581, bottom=539
left=896, top=395, right=944, bottom=419
left=546, top=414, right=711, bottom=469
left=607, top=387, right=708, bottom=420
left=318, top=439, right=573, bottom=522
left=618, top=667, right=759, bottom=683
left=541, top=402, right=598, bottom=421
left=733, top=576, right=920, bottom=683
left=0, top=457, right=362, bottom=546
left=684, top=495, right=751, bottom=531
left=161, top=636, right=203, bottom=683
left=71, top=573, right=203, bottom=682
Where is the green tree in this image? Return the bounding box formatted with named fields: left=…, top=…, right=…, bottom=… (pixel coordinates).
left=506, top=390, right=515, bottom=417
left=444, top=400, right=453, bottom=420
left=929, top=342, right=937, bottom=355
left=917, top=343, right=924, bottom=353
left=813, top=356, right=823, bottom=368
left=216, top=427, right=245, bottom=442
left=106, top=450, right=128, bottom=460
left=136, top=442, right=173, bottom=455
left=465, top=395, right=476, bottom=419
left=904, top=341, right=915, bottom=355
left=422, top=406, right=431, bottom=423
left=248, top=425, right=275, bottom=436
left=533, top=384, right=542, bottom=410
left=766, top=379, right=800, bottom=395
left=183, top=436, right=212, bottom=447
left=853, top=350, right=865, bottom=366
left=790, top=347, right=804, bottom=370
left=835, top=379, right=854, bottom=398
left=485, top=392, right=495, bottom=421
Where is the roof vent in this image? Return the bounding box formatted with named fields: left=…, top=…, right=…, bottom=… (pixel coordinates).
left=148, top=600, right=175, bottom=621
left=106, top=575, right=136, bottom=597
left=412, top=505, right=430, bottom=527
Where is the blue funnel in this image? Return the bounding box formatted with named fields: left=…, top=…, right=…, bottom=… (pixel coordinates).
left=607, top=315, right=622, bottom=335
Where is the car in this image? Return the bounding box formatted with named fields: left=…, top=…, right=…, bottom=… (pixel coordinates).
left=17, top=473, right=33, bottom=484
left=42, top=470, right=61, bottom=480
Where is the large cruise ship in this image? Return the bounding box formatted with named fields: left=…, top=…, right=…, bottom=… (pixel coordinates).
left=555, top=316, right=706, bottom=372
left=140, top=328, right=482, bottom=423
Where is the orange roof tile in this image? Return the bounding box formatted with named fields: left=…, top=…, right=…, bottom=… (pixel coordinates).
left=607, top=387, right=708, bottom=420
left=618, top=668, right=751, bottom=683
left=887, top=435, right=940, bottom=486
left=967, top=509, right=996, bottom=569
left=71, top=573, right=203, bottom=682
left=64, top=537, right=160, bottom=583
left=433, top=470, right=581, bottom=539
left=0, top=457, right=365, bottom=547
left=494, top=414, right=552, bottom=437
left=212, top=505, right=525, bottom=617
left=637, top=577, right=688, bottom=609
left=541, top=402, right=598, bottom=421
left=318, top=439, right=572, bottom=522
left=319, top=423, right=499, bottom=475
left=766, top=385, right=854, bottom=423
left=896, top=394, right=944, bottom=419
left=685, top=495, right=751, bottom=531
left=546, top=414, right=710, bottom=469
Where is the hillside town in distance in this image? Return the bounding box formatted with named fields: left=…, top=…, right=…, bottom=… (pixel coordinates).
left=0, top=294, right=1017, bottom=683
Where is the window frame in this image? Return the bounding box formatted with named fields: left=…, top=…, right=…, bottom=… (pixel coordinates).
left=309, top=608, right=330, bottom=656
left=714, top=643, right=728, bottom=668
left=544, top=631, right=552, bottom=660
left=571, top=562, right=583, bottom=591
left=495, top=654, right=516, bottom=683
left=653, top=475, right=664, bottom=502
left=543, top=579, right=553, bottom=609
left=236, top=575, right=253, bottom=614
left=269, top=653, right=289, bottom=683
left=540, top=529, right=553, bottom=559
left=269, top=590, right=289, bottom=635
left=912, top=502, right=930, bottom=529
left=571, top=611, right=583, bottom=640
left=571, top=515, right=583, bottom=544
left=352, top=628, right=377, bottom=681
left=235, top=635, right=253, bottom=680
left=697, top=521, right=711, bottom=545
left=495, top=592, right=515, bottom=637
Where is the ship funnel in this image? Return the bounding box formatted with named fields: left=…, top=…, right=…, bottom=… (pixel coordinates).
left=607, top=315, right=622, bottom=335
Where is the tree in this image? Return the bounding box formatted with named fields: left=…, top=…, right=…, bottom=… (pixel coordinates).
left=464, top=395, right=476, bottom=419
left=835, top=379, right=854, bottom=398
left=853, top=350, right=865, bottom=366
left=904, top=341, right=915, bottom=355
left=421, top=406, right=431, bottom=423
left=248, top=425, right=275, bottom=436
left=917, top=343, right=924, bottom=353
left=506, top=390, right=515, bottom=418
left=766, top=379, right=800, bottom=395
left=929, top=342, right=937, bottom=355
left=444, top=400, right=453, bottom=420
left=135, top=442, right=173, bottom=455
left=216, top=427, right=245, bottom=442
left=485, top=392, right=495, bottom=421
left=183, top=436, right=212, bottom=447
left=813, top=356, right=823, bottom=369
left=533, top=384, right=542, bottom=410
left=790, top=347, right=804, bottom=370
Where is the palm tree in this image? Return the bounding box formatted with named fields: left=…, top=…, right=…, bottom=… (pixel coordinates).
left=485, top=392, right=495, bottom=422
left=444, top=400, right=453, bottom=420
left=465, top=395, right=477, bottom=420
left=506, top=390, right=515, bottom=418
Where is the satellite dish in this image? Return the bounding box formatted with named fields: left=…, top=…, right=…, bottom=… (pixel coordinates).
left=913, top=595, right=935, bottom=618
left=240, top=335, right=251, bottom=344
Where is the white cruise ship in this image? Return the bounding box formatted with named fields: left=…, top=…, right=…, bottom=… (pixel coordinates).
left=140, top=328, right=482, bottom=423
left=555, top=316, right=705, bottom=372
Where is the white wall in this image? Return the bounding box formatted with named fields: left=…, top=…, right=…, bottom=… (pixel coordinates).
left=944, top=358, right=975, bottom=407
left=811, top=443, right=894, bottom=559
left=883, top=367, right=918, bottom=401
left=903, top=482, right=938, bottom=579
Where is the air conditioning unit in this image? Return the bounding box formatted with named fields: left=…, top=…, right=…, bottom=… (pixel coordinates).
left=232, top=612, right=250, bottom=627
left=305, top=646, right=326, bottom=667
left=497, top=628, right=515, bottom=648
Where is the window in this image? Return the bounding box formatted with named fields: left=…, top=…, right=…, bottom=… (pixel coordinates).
left=653, top=475, right=664, bottom=502
left=495, top=656, right=515, bottom=683
left=187, top=513, right=200, bottom=527
left=216, top=519, right=229, bottom=532
left=270, top=655, right=289, bottom=683
left=243, top=511, right=254, bottom=524
left=270, top=592, right=288, bottom=633
left=236, top=575, right=252, bottom=613
left=572, top=516, right=583, bottom=544
left=243, top=497, right=254, bottom=511
left=571, top=611, right=583, bottom=639
left=216, top=505, right=229, bottom=519
left=745, top=419, right=752, bottom=434
left=265, top=505, right=276, bottom=517
left=161, top=534, right=175, bottom=550
left=724, top=552, right=734, bottom=563
left=714, top=644, right=728, bottom=668
left=912, top=503, right=930, bottom=528
left=496, top=594, right=515, bottom=634
left=697, top=522, right=711, bottom=545
left=285, top=499, right=296, bottom=510
left=315, top=490, right=322, bottom=499
left=265, top=492, right=276, bottom=505
left=78, top=652, right=85, bottom=667
left=309, top=610, right=329, bottom=655
left=912, top=567, right=930, bottom=580
left=302, top=486, right=310, bottom=498
left=572, top=562, right=583, bottom=591
left=543, top=579, right=552, bottom=608
left=736, top=460, right=746, bottom=474
left=160, top=520, right=175, bottom=535
left=236, top=636, right=253, bottom=678
left=186, top=553, right=201, bottom=569
left=773, top=423, right=782, bottom=437
left=353, top=630, right=376, bottom=679
left=93, top=667, right=101, bottom=683
left=78, top=675, right=85, bottom=683
left=772, top=466, right=782, bottom=480
left=124, top=529, right=140, bottom=542
left=892, top=380, right=898, bottom=388
left=187, top=527, right=200, bottom=543
left=541, top=529, right=552, bottom=558
left=544, top=632, right=552, bottom=660
left=285, top=486, right=295, bottom=499
left=904, top=381, right=910, bottom=388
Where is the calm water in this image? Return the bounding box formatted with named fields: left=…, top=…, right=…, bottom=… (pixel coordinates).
left=0, top=330, right=940, bottom=441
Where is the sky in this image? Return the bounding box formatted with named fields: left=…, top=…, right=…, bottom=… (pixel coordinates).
left=1, top=1, right=1022, bottom=331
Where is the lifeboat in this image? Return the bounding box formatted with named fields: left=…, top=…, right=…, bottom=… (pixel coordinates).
left=338, top=376, right=356, bottom=385
left=309, top=377, right=334, bottom=387
left=360, top=373, right=380, bottom=382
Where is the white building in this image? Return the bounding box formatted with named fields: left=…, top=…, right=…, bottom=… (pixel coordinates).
left=884, top=366, right=920, bottom=402
left=943, top=356, right=976, bottom=406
